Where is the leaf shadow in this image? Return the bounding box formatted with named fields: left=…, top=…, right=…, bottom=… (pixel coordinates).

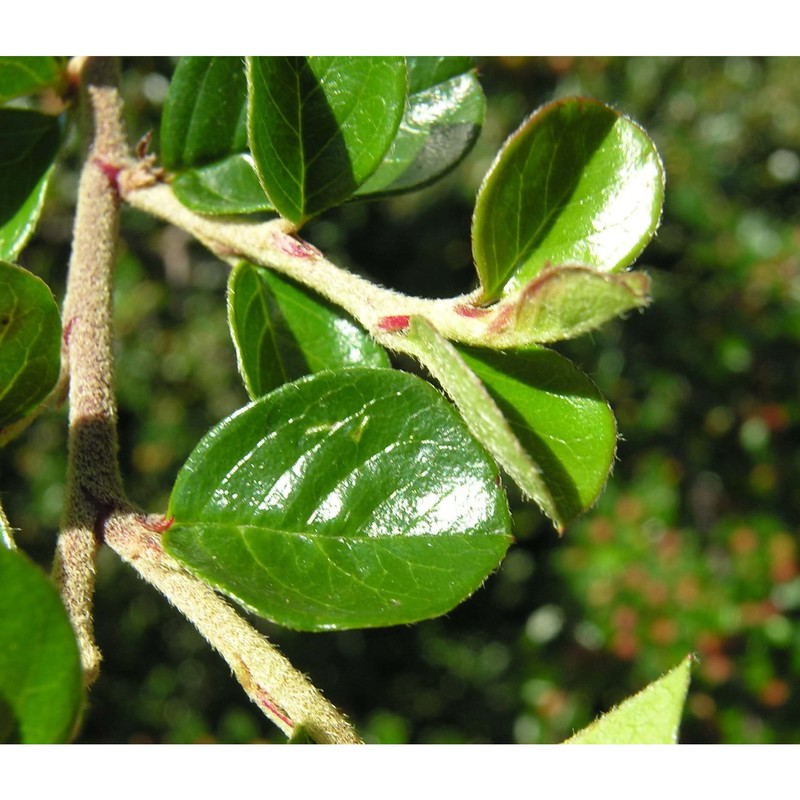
left=288, top=57, right=356, bottom=216
left=0, top=695, right=21, bottom=743
left=0, top=109, right=61, bottom=230
left=461, top=344, right=612, bottom=524
left=488, top=99, right=618, bottom=296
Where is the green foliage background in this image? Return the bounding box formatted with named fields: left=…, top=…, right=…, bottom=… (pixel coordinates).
left=2, top=56, right=800, bottom=743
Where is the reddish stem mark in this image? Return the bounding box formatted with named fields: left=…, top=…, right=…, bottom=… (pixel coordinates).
left=255, top=689, right=294, bottom=729
left=377, top=315, right=410, bottom=333
left=63, top=316, right=77, bottom=347
left=487, top=303, right=514, bottom=334
left=274, top=233, right=321, bottom=259
left=454, top=304, right=491, bottom=318
left=93, top=157, right=122, bottom=188
left=139, top=514, right=175, bottom=533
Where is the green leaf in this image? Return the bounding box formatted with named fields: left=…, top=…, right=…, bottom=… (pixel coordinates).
left=161, top=57, right=248, bottom=171
left=0, top=547, right=83, bottom=743
left=247, top=57, right=407, bottom=224
left=161, top=58, right=271, bottom=215
left=403, top=316, right=560, bottom=526
left=402, top=319, right=617, bottom=527
left=457, top=343, right=616, bottom=525
left=228, top=261, right=390, bottom=398
left=0, top=261, right=61, bottom=431
left=406, top=57, right=474, bottom=95
left=0, top=109, right=62, bottom=261
left=0, top=57, right=62, bottom=104
left=472, top=97, right=664, bottom=302
left=165, top=368, right=512, bottom=631
left=355, top=57, right=485, bottom=197
left=481, top=265, right=651, bottom=347
left=564, top=655, right=692, bottom=744
left=172, top=154, right=273, bottom=215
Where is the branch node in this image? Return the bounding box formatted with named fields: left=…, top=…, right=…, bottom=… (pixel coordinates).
left=92, top=156, right=123, bottom=194
left=91, top=501, right=117, bottom=545
left=138, top=514, right=175, bottom=533
left=454, top=303, right=491, bottom=318
left=273, top=230, right=322, bottom=259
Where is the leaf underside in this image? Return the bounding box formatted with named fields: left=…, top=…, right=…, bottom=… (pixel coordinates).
left=564, top=655, right=692, bottom=744
left=355, top=56, right=485, bottom=198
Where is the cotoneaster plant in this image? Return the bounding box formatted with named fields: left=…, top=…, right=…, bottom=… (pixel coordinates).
left=0, top=56, right=691, bottom=744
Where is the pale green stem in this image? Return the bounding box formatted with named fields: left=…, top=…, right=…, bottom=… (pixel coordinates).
left=120, top=179, right=511, bottom=349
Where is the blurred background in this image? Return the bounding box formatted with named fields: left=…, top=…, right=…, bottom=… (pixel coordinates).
left=2, top=56, right=800, bottom=743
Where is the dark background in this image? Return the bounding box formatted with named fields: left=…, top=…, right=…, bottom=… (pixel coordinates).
left=3, top=57, right=800, bottom=743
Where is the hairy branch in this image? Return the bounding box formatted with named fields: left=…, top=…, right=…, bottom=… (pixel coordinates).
left=54, top=57, right=131, bottom=685
left=104, top=512, right=362, bottom=743
left=52, top=57, right=362, bottom=742
left=121, top=179, right=511, bottom=348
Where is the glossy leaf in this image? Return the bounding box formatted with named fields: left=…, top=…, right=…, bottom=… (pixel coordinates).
left=165, top=368, right=512, bottom=631
left=403, top=317, right=560, bottom=526
left=0, top=57, right=62, bottom=104
left=0, top=261, right=61, bottom=431
left=564, top=656, right=692, bottom=744
left=161, top=56, right=248, bottom=171
left=172, top=155, right=273, bottom=215
left=356, top=57, right=485, bottom=197
left=0, top=109, right=61, bottom=261
left=161, top=58, right=270, bottom=215
left=472, top=97, right=664, bottom=302
left=483, top=265, right=651, bottom=347
left=228, top=261, right=389, bottom=398
left=247, top=57, right=407, bottom=224
left=406, top=57, right=474, bottom=95
left=0, top=547, right=83, bottom=743
left=457, top=344, right=616, bottom=525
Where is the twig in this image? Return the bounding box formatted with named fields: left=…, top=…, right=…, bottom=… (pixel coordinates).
left=120, top=180, right=509, bottom=347
left=54, top=57, right=130, bottom=685
left=53, top=56, right=362, bottom=742
left=103, top=511, right=362, bottom=743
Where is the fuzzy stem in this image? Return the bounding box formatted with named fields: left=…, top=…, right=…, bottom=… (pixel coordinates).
left=103, top=512, right=362, bottom=743
left=53, top=57, right=362, bottom=742
left=121, top=180, right=507, bottom=348
left=54, top=57, right=131, bottom=685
